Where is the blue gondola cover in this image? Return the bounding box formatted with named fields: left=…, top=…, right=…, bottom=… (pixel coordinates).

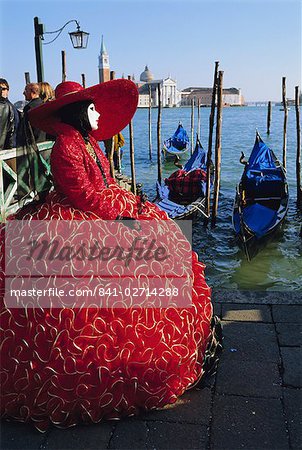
left=184, top=141, right=207, bottom=171
left=242, top=203, right=278, bottom=237
left=247, top=138, right=276, bottom=171
left=164, top=123, right=190, bottom=154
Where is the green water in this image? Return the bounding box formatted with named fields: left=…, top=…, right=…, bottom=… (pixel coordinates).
left=119, top=106, right=302, bottom=292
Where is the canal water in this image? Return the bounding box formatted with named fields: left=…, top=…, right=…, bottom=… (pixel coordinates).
left=118, top=106, right=302, bottom=292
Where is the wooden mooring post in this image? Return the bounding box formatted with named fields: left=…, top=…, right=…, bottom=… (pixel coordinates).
left=197, top=98, right=201, bottom=140
left=157, top=83, right=162, bottom=185
left=24, top=72, right=31, bottom=84
left=282, top=77, right=288, bottom=170
left=128, top=75, right=136, bottom=194
left=295, top=86, right=301, bottom=209
left=108, top=71, right=119, bottom=177
left=108, top=138, right=116, bottom=180
left=190, top=98, right=194, bottom=155
left=267, top=101, right=272, bottom=135
left=129, top=120, right=136, bottom=194
left=81, top=74, right=86, bottom=88
left=61, top=50, right=66, bottom=82
left=211, top=70, right=224, bottom=227
left=205, top=61, right=219, bottom=218
left=148, top=84, right=152, bottom=160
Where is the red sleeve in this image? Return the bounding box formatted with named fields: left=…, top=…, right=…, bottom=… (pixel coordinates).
left=50, top=130, right=121, bottom=219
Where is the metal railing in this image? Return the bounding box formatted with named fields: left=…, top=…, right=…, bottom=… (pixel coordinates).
left=0, top=141, right=54, bottom=221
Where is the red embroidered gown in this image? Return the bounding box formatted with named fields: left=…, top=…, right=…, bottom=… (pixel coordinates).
left=0, top=124, right=213, bottom=431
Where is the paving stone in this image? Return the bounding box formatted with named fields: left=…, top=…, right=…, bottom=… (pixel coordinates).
left=283, top=388, right=302, bottom=449
left=281, top=347, right=302, bottom=388
left=276, top=322, right=302, bottom=346
left=147, top=421, right=207, bottom=449
left=221, top=321, right=279, bottom=363
left=141, top=387, right=212, bottom=425
left=272, top=305, right=302, bottom=323
left=213, top=289, right=302, bottom=305
left=222, top=304, right=272, bottom=322
left=262, top=291, right=302, bottom=305
left=43, top=422, right=114, bottom=449
left=216, top=354, right=281, bottom=398
left=211, top=395, right=289, bottom=449
left=110, top=419, right=147, bottom=449
left=212, top=289, right=258, bottom=304
left=0, top=421, right=47, bottom=450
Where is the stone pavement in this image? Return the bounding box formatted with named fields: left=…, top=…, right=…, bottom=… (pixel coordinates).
left=1, top=290, right=301, bottom=450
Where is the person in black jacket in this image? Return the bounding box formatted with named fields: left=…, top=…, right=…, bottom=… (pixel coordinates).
left=21, top=83, right=46, bottom=144
left=0, top=78, right=19, bottom=150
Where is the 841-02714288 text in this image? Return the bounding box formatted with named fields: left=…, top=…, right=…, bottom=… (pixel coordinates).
left=98, top=287, right=179, bottom=297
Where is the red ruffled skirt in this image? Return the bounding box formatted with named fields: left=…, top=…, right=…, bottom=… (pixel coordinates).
left=0, top=190, right=212, bottom=431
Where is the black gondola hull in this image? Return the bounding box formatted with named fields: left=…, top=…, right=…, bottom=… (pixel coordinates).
left=234, top=203, right=288, bottom=260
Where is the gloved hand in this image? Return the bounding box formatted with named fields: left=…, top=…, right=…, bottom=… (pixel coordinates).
left=138, top=191, right=148, bottom=214
left=115, top=216, right=141, bottom=231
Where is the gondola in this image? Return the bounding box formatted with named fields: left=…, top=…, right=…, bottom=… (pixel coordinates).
left=156, top=139, right=210, bottom=219
left=162, top=122, right=190, bottom=160
left=233, top=132, right=289, bottom=260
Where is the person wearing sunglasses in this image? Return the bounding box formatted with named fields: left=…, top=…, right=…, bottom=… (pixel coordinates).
left=0, top=78, right=19, bottom=150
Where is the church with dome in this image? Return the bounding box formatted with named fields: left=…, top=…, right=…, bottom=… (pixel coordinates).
left=136, top=65, right=181, bottom=108
left=98, top=39, right=181, bottom=107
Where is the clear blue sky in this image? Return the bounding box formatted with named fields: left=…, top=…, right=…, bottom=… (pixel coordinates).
left=0, top=0, right=301, bottom=103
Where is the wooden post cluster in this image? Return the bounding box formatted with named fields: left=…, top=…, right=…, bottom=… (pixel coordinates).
left=211, top=70, right=224, bottom=226
left=267, top=101, right=272, bottom=135
left=295, top=86, right=301, bottom=209
left=157, top=83, right=162, bottom=185
left=61, top=50, right=66, bottom=82
left=282, top=77, right=288, bottom=170
left=205, top=61, right=219, bottom=218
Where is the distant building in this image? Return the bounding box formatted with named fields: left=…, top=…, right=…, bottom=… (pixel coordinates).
left=275, top=89, right=302, bottom=106
left=98, top=36, right=110, bottom=83
left=181, top=87, right=245, bottom=106
left=285, top=94, right=302, bottom=106
left=135, top=66, right=182, bottom=108
left=140, top=65, right=154, bottom=83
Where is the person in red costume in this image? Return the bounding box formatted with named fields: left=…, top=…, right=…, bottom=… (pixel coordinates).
left=0, top=80, right=222, bottom=432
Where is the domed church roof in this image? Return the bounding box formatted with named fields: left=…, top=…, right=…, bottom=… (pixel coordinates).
left=140, top=65, right=154, bottom=82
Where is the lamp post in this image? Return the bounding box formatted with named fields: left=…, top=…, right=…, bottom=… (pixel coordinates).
left=34, top=17, right=44, bottom=82
left=33, top=16, right=89, bottom=83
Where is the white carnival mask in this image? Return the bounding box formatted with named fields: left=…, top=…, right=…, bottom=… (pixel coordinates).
left=87, top=103, right=100, bottom=130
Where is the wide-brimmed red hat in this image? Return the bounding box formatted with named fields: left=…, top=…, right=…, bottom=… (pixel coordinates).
left=29, top=79, right=139, bottom=141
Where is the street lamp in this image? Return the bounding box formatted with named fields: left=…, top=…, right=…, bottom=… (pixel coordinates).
left=69, top=24, right=89, bottom=49
left=34, top=16, right=89, bottom=83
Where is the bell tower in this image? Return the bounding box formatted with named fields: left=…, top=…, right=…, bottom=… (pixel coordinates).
left=98, top=35, right=110, bottom=83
